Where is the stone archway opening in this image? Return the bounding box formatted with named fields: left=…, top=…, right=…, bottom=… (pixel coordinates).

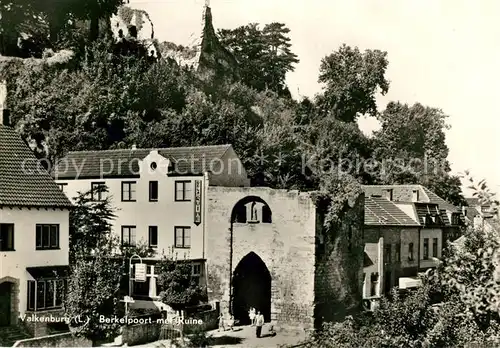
left=231, top=196, right=272, bottom=224
left=0, top=281, right=14, bottom=326
left=232, top=252, right=271, bottom=325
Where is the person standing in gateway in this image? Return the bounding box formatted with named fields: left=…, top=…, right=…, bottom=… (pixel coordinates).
left=248, top=307, right=256, bottom=326
left=255, top=310, right=265, bottom=338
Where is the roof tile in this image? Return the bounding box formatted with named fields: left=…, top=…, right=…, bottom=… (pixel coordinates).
left=365, top=196, right=420, bottom=226
left=0, top=125, right=72, bottom=208
left=53, top=145, right=232, bottom=179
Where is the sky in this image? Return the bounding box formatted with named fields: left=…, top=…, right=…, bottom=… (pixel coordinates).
left=130, top=0, right=500, bottom=197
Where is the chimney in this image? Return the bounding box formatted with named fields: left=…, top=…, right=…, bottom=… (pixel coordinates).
left=462, top=206, right=467, bottom=217
left=0, top=80, right=9, bottom=126
left=131, top=144, right=137, bottom=150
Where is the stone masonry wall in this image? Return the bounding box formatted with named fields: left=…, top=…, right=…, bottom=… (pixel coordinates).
left=206, top=187, right=316, bottom=329
left=314, top=194, right=365, bottom=327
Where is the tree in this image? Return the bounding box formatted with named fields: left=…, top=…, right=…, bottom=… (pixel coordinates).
left=65, top=185, right=125, bottom=343
left=0, top=1, right=42, bottom=56
left=302, top=116, right=374, bottom=186
left=372, top=101, right=466, bottom=206
left=65, top=243, right=125, bottom=343
left=218, top=22, right=299, bottom=96
left=308, top=177, right=500, bottom=348
left=69, top=184, right=116, bottom=261
left=156, top=257, right=206, bottom=311
left=317, top=44, right=389, bottom=122
left=42, top=0, right=125, bottom=42
left=0, top=0, right=126, bottom=58
left=7, top=40, right=170, bottom=163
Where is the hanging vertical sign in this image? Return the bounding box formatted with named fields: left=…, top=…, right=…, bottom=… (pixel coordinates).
left=134, top=263, right=147, bottom=282
left=194, top=180, right=202, bottom=225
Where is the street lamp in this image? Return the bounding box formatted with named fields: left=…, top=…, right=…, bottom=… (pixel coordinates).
left=128, top=254, right=143, bottom=297
left=122, top=254, right=143, bottom=322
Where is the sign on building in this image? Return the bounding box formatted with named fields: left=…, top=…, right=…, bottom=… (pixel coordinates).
left=194, top=180, right=202, bottom=226
left=134, top=263, right=147, bottom=282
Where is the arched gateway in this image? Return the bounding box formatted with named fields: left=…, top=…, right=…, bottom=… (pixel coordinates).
left=232, top=252, right=271, bottom=324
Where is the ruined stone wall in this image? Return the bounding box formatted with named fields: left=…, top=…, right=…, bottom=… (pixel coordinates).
left=206, top=187, right=316, bottom=329
left=313, top=194, right=365, bottom=327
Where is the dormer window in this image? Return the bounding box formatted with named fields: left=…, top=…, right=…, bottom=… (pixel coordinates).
left=412, top=190, right=419, bottom=202
left=384, top=189, right=393, bottom=201
left=451, top=213, right=462, bottom=225
left=424, top=214, right=434, bottom=225
left=434, top=215, right=442, bottom=225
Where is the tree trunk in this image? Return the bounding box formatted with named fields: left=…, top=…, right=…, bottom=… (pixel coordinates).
left=89, top=14, right=99, bottom=42
left=49, top=21, right=61, bottom=44
left=0, top=33, right=5, bottom=56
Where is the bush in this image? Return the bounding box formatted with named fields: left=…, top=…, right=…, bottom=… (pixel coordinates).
left=186, top=327, right=212, bottom=348
left=309, top=176, right=500, bottom=348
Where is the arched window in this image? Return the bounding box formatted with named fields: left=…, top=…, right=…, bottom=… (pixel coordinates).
left=231, top=196, right=272, bottom=224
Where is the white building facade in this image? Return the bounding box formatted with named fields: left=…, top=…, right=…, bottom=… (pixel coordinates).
left=0, top=122, right=72, bottom=336
left=53, top=145, right=249, bottom=302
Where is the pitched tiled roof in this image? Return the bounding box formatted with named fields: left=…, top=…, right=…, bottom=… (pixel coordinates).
left=363, top=185, right=459, bottom=212
left=465, top=198, right=480, bottom=207
left=421, top=186, right=460, bottom=212
left=365, top=196, right=420, bottom=226
left=0, top=125, right=72, bottom=208
left=53, top=144, right=232, bottom=179
left=439, top=209, right=451, bottom=225
left=464, top=206, right=481, bottom=220
left=414, top=203, right=440, bottom=225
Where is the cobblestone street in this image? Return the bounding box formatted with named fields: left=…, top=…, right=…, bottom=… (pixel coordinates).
left=208, top=325, right=307, bottom=348
left=128, top=325, right=308, bottom=348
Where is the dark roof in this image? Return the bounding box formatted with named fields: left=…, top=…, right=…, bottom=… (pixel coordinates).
left=0, top=125, right=72, bottom=208
left=414, top=203, right=438, bottom=222
left=464, top=206, right=481, bottom=220
left=465, top=197, right=480, bottom=207
left=421, top=187, right=459, bottom=212
left=365, top=196, right=420, bottom=226
left=363, top=185, right=460, bottom=213
left=414, top=204, right=464, bottom=227
left=53, top=144, right=232, bottom=179
left=439, top=209, right=451, bottom=225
